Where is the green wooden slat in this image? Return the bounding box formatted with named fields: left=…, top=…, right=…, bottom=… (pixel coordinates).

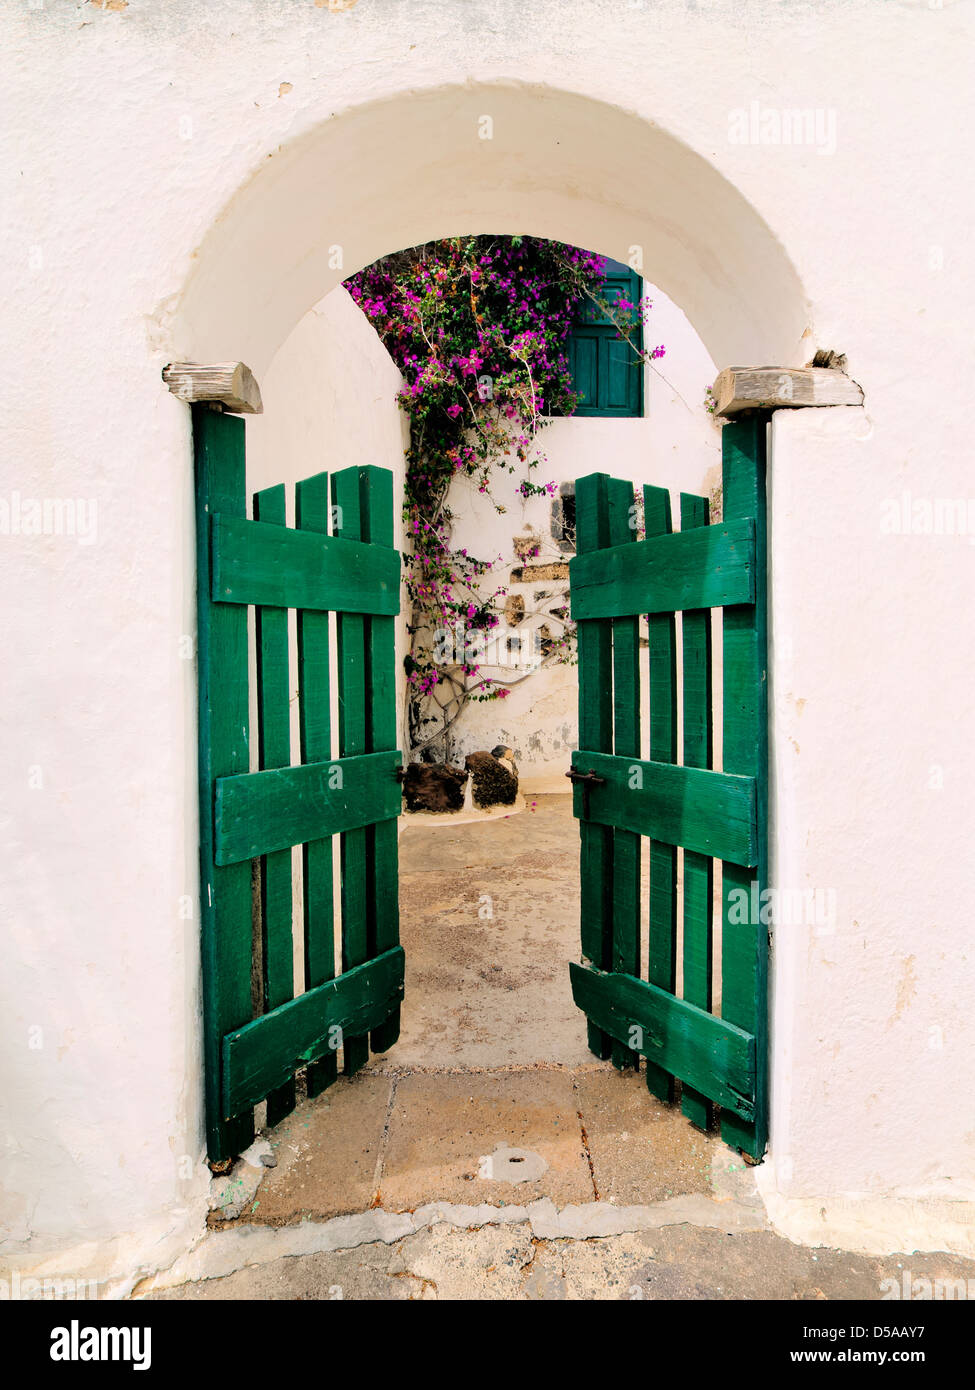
left=296, top=472, right=337, bottom=1098
left=570, top=518, right=755, bottom=620
left=223, top=947, right=405, bottom=1119
left=574, top=474, right=614, bottom=1060
left=644, top=484, right=677, bottom=1103
left=720, top=416, right=769, bottom=1159
left=679, top=492, right=715, bottom=1132
left=253, top=484, right=296, bottom=1128
left=569, top=963, right=755, bottom=1120
left=193, top=405, right=254, bottom=1162
left=569, top=333, right=598, bottom=410
left=570, top=751, right=756, bottom=866
left=359, top=467, right=402, bottom=1056
left=603, top=336, right=642, bottom=414
left=211, top=513, right=400, bottom=615
left=369, top=816, right=400, bottom=1056
left=214, top=749, right=402, bottom=864
left=332, top=468, right=371, bottom=1077
left=607, top=478, right=641, bottom=1072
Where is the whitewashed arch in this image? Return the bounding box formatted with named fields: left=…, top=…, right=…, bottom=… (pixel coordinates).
left=174, top=82, right=807, bottom=374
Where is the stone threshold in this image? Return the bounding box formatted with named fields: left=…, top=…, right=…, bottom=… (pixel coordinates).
left=134, top=1187, right=768, bottom=1296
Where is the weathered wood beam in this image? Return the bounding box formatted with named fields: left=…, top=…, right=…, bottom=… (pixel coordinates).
left=162, top=361, right=263, bottom=414
left=712, top=366, right=863, bottom=418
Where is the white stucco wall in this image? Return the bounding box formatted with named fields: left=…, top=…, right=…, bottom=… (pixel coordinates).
left=246, top=287, right=409, bottom=523
left=1, top=0, right=973, bottom=1284
left=759, top=405, right=975, bottom=1252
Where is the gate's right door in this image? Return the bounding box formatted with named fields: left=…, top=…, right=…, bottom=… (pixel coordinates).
left=567, top=416, right=768, bottom=1160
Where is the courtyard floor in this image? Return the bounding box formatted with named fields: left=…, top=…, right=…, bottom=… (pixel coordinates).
left=138, top=797, right=975, bottom=1301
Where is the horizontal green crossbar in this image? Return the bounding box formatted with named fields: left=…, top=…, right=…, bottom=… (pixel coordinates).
left=222, top=947, right=405, bottom=1118
left=214, top=749, right=403, bottom=865
left=569, top=962, right=756, bottom=1119
left=211, top=513, right=400, bottom=615
left=570, top=750, right=757, bottom=866
left=570, top=517, right=755, bottom=620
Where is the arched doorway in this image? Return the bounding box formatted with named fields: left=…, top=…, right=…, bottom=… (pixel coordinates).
left=173, top=83, right=806, bottom=373
left=175, top=81, right=804, bottom=1179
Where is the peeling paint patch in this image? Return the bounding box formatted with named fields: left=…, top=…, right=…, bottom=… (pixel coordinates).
left=88, top=0, right=129, bottom=10
left=278, top=83, right=293, bottom=99
left=316, top=0, right=359, bottom=10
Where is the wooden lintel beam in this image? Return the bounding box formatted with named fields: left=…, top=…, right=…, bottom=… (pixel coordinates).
left=163, top=361, right=263, bottom=415
left=712, top=366, right=863, bottom=418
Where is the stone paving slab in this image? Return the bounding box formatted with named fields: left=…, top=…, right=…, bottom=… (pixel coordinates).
left=213, top=1063, right=725, bottom=1230
left=379, top=1069, right=594, bottom=1210
left=225, top=1074, right=390, bottom=1225
left=392, top=871, right=590, bottom=1068
left=575, top=1066, right=713, bottom=1204
left=382, top=794, right=592, bottom=1068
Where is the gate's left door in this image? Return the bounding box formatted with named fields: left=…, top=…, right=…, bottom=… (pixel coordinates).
left=194, top=406, right=404, bottom=1162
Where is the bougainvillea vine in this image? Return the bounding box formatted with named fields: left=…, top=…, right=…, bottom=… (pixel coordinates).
left=345, top=236, right=664, bottom=756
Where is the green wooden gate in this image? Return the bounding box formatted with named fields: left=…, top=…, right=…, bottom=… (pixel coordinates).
left=567, top=416, right=768, bottom=1159
left=194, top=405, right=404, bottom=1162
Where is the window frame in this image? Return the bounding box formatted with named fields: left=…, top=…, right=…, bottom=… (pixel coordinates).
left=564, top=258, right=645, bottom=419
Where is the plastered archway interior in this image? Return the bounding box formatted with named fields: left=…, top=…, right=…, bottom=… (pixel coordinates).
left=174, top=82, right=807, bottom=375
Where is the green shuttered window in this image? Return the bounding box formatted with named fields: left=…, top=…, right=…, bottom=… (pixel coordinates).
left=566, top=258, right=644, bottom=418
